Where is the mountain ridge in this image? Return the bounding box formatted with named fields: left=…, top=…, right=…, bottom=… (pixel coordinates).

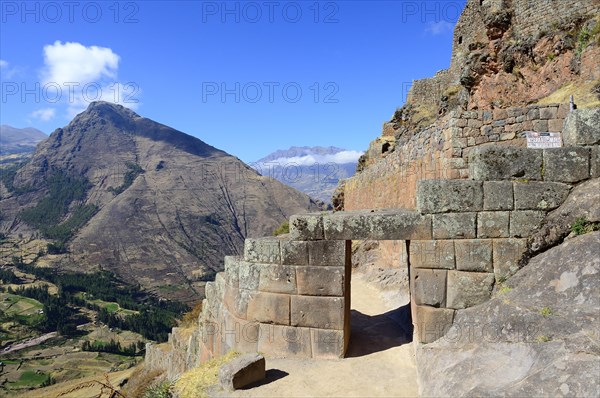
left=0, top=101, right=320, bottom=302
left=0, top=125, right=47, bottom=155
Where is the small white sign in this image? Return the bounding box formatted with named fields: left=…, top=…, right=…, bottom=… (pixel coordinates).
left=526, top=132, right=562, bottom=148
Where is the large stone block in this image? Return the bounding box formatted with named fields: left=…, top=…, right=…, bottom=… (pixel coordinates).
left=280, top=240, right=308, bottom=265
left=483, top=181, right=514, bottom=211
left=289, top=213, right=324, bottom=241
left=296, top=266, right=344, bottom=296
left=223, top=285, right=252, bottom=319
left=291, top=296, right=344, bottom=330
left=322, top=210, right=433, bottom=240
left=257, top=323, right=312, bottom=358
left=238, top=261, right=261, bottom=291
left=455, top=240, right=493, bottom=272
left=446, top=271, right=495, bottom=309
left=247, top=292, right=290, bottom=326
left=509, top=211, right=546, bottom=238
left=477, top=211, right=510, bottom=238
left=221, top=310, right=260, bottom=354
left=311, top=328, right=345, bottom=359
left=411, top=268, right=447, bottom=307
left=415, top=305, right=455, bottom=344
left=410, top=240, right=455, bottom=269
left=205, top=281, right=217, bottom=302
left=469, top=146, right=543, bottom=181
left=513, top=181, right=571, bottom=210
left=433, top=212, right=476, bottom=239
left=591, top=146, right=600, bottom=178
left=218, top=353, right=265, bottom=391
left=417, top=180, right=483, bottom=213
left=258, top=264, right=297, bottom=294
left=562, top=108, right=600, bottom=146
left=543, top=147, right=590, bottom=183
left=308, top=240, right=346, bottom=266
left=493, top=238, right=528, bottom=283
left=244, top=238, right=281, bottom=264
left=224, top=256, right=241, bottom=287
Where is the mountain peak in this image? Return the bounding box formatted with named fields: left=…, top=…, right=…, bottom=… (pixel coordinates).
left=69, top=101, right=141, bottom=130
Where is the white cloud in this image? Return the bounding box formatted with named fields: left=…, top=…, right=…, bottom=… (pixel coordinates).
left=425, top=21, right=455, bottom=36
left=38, top=41, right=140, bottom=119
left=30, top=108, right=56, bottom=122
left=258, top=150, right=363, bottom=167
left=41, top=41, right=119, bottom=86
left=0, top=59, right=19, bottom=79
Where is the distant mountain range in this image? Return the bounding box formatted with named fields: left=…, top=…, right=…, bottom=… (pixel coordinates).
left=0, top=102, right=320, bottom=302
left=0, top=125, right=47, bottom=155
left=253, top=146, right=361, bottom=204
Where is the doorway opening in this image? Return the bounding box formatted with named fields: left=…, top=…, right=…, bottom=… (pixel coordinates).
left=345, top=240, right=413, bottom=358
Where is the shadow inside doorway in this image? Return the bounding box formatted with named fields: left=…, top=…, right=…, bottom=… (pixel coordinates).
left=346, top=303, right=413, bottom=358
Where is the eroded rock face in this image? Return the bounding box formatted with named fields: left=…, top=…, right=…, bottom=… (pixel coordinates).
left=529, top=178, right=600, bottom=254
left=416, top=231, right=600, bottom=397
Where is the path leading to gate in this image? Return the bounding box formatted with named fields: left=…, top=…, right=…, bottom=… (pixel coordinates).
left=211, top=272, right=418, bottom=398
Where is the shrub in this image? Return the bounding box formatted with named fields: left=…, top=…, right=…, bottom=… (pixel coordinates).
left=273, top=220, right=289, bottom=236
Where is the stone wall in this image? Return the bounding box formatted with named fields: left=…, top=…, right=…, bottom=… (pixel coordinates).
left=345, top=103, right=570, bottom=210
left=145, top=109, right=598, bottom=376
left=406, top=70, right=452, bottom=110
left=511, top=0, right=600, bottom=39
left=165, top=238, right=354, bottom=366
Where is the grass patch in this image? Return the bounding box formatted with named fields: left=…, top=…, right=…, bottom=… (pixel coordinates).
left=536, top=335, right=552, bottom=343
left=174, top=350, right=239, bottom=398
left=9, top=370, right=51, bottom=388
left=571, top=217, right=600, bottom=236
left=89, top=299, right=120, bottom=313
left=273, top=220, right=289, bottom=236
left=540, top=307, right=553, bottom=317
left=157, top=284, right=181, bottom=293
left=143, top=381, right=173, bottom=398
left=536, top=79, right=600, bottom=109
left=498, top=285, right=513, bottom=295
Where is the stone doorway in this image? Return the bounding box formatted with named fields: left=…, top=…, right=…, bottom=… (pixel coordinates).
left=345, top=240, right=413, bottom=358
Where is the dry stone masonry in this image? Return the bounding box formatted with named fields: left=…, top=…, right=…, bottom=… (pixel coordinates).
left=146, top=108, right=599, bottom=376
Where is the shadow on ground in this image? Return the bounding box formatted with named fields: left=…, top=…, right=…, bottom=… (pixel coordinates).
left=346, top=304, right=413, bottom=358
left=241, top=369, right=290, bottom=389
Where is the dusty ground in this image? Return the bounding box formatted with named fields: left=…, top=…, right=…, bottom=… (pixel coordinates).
left=211, top=272, right=418, bottom=398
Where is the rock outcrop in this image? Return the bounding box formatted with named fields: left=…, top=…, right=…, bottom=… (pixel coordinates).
left=416, top=230, right=600, bottom=397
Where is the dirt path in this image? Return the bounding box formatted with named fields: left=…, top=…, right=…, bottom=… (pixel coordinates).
left=1, top=332, right=57, bottom=355
left=211, top=273, right=418, bottom=397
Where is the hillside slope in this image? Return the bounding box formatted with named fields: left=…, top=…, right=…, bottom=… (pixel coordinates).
left=0, top=125, right=47, bottom=155
left=0, top=102, right=320, bottom=302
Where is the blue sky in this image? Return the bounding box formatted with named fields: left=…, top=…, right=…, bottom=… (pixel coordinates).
left=0, top=1, right=466, bottom=162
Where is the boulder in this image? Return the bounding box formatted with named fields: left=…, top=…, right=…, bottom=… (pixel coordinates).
left=417, top=231, right=600, bottom=397
left=530, top=178, right=600, bottom=254
left=218, top=353, right=266, bottom=391
left=562, top=108, right=600, bottom=146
